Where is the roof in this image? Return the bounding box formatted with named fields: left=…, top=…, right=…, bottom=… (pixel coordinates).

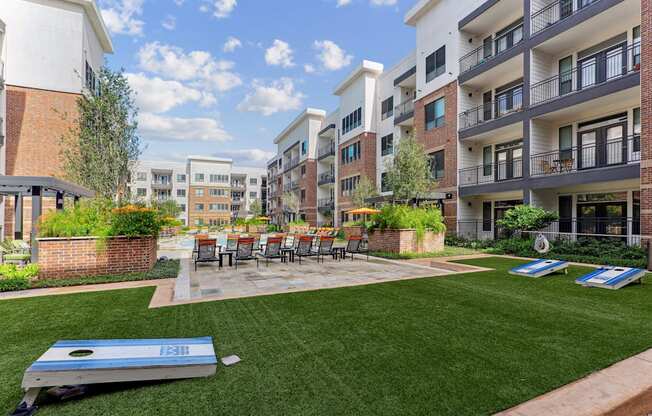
left=187, top=155, right=233, bottom=164
left=64, top=0, right=114, bottom=53
left=273, top=108, right=326, bottom=144
left=0, top=176, right=95, bottom=197
left=404, top=0, right=439, bottom=26
left=333, top=60, right=384, bottom=96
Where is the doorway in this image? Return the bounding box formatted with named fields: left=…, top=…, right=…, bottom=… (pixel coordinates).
left=577, top=114, right=627, bottom=169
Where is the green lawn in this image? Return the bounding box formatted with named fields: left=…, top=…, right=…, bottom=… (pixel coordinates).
left=2, top=257, right=652, bottom=415
left=370, top=245, right=481, bottom=259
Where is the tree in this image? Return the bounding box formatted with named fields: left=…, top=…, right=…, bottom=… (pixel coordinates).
left=281, top=191, right=300, bottom=221
left=249, top=199, right=263, bottom=218
left=351, top=175, right=378, bottom=208
left=497, top=205, right=559, bottom=232
left=151, top=199, right=182, bottom=218
left=61, top=66, right=141, bottom=201
left=385, top=136, right=431, bottom=201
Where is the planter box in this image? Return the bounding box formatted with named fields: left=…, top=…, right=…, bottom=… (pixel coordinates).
left=247, top=224, right=267, bottom=234
left=37, top=236, right=157, bottom=279
left=287, top=225, right=311, bottom=234
left=368, top=229, right=444, bottom=254
left=343, top=226, right=363, bottom=239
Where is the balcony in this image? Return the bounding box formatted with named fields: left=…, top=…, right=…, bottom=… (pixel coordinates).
left=151, top=178, right=172, bottom=190
left=284, top=157, right=300, bottom=172
left=231, top=182, right=246, bottom=191
left=530, top=43, right=640, bottom=107
left=318, top=172, right=335, bottom=186
left=394, top=100, right=414, bottom=126
left=283, top=181, right=299, bottom=192
left=459, top=159, right=523, bottom=187
left=530, top=135, right=640, bottom=177
left=459, top=23, right=524, bottom=74
left=459, top=91, right=524, bottom=130
left=531, top=0, right=600, bottom=35
left=318, top=198, right=334, bottom=212
left=318, top=142, right=335, bottom=160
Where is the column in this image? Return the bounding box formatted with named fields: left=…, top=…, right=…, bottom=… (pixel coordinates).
left=30, top=186, right=42, bottom=263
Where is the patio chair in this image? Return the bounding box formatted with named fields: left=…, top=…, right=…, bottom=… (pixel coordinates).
left=192, top=234, right=209, bottom=258
left=311, top=236, right=335, bottom=263
left=256, top=237, right=284, bottom=267
left=224, top=234, right=239, bottom=253
left=295, top=235, right=317, bottom=264
left=283, top=234, right=297, bottom=250
left=234, top=237, right=256, bottom=269
left=345, top=236, right=369, bottom=261
left=0, top=240, right=31, bottom=265
left=194, top=239, right=219, bottom=271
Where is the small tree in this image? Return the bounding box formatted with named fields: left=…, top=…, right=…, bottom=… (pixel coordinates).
left=497, top=205, right=559, bottom=232
left=282, top=191, right=300, bottom=222
left=249, top=199, right=263, bottom=218
left=351, top=175, right=379, bottom=208
left=61, top=66, right=141, bottom=201
left=151, top=199, right=182, bottom=219
left=385, top=136, right=431, bottom=201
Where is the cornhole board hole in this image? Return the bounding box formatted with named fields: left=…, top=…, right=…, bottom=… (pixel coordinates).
left=15, top=337, right=217, bottom=414
left=509, top=259, right=568, bottom=278
left=575, top=267, right=646, bottom=290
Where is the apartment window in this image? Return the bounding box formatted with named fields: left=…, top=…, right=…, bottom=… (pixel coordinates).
left=179, top=204, right=186, bottom=212
left=483, top=146, right=492, bottom=176
left=559, top=125, right=573, bottom=160
left=209, top=189, right=225, bottom=197
left=250, top=178, right=257, bottom=185
left=342, top=107, right=362, bottom=135
left=341, top=141, right=361, bottom=164
left=195, top=203, right=204, bottom=211
left=209, top=203, right=218, bottom=212
left=425, top=45, right=446, bottom=82
left=634, top=107, right=641, bottom=152
left=85, top=61, right=97, bottom=94
left=194, top=219, right=203, bottom=226
left=250, top=191, right=257, bottom=198
left=301, top=165, right=306, bottom=177
left=425, top=98, right=445, bottom=130
left=430, top=150, right=445, bottom=180
left=136, top=172, right=147, bottom=181
left=136, top=188, right=147, bottom=197
left=195, top=188, right=204, bottom=197
left=495, top=20, right=524, bottom=54
left=209, top=203, right=228, bottom=211
left=176, top=174, right=186, bottom=182
left=195, top=173, right=204, bottom=182
left=634, top=26, right=641, bottom=67
left=177, top=189, right=186, bottom=197
left=301, top=141, right=307, bottom=156
left=300, top=189, right=306, bottom=203
left=381, top=172, right=390, bottom=192
left=381, top=134, right=393, bottom=156
left=340, top=175, right=360, bottom=197
left=381, top=96, right=394, bottom=120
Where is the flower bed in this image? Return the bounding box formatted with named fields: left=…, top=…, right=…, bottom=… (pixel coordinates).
left=368, top=229, right=444, bottom=254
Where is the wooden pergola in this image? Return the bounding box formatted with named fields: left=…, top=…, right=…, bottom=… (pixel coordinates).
left=0, top=176, right=94, bottom=262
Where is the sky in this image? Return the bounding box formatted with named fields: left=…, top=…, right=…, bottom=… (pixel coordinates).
left=99, top=0, right=416, bottom=167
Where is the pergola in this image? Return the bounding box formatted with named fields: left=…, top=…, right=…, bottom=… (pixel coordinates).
left=0, top=176, right=94, bottom=262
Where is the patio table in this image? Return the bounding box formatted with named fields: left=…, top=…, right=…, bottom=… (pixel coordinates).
left=280, top=248, right=295, bottom=263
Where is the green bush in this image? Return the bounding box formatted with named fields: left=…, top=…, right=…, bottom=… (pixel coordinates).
left=369, top=205, right=446, bottom=240
left=0, top=263, right=40, bottom=279
left=0, top=278, right=30, bottom=292
left=109, top=205, right=161, bottom=237
left=445, top=235, right=495, bottom=250
left=266, top=224, right=280, bottom=233
left=497, top=205, right=559, bottom=232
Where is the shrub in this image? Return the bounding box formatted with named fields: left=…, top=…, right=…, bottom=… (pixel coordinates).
left=39, top=199, right=113, bottom=238
left=369, top=205, right=446, bottom=241
left=0, top=278, right=30, bottom=292
left=445, top=235, right=495, bottom=250
left=110, top=205, right=162, bottom=237
left=266, top=224, right=280, bottom=233
left=0, top=263, right=39, bottom=279
left=497, top=205, right=559, bottom=232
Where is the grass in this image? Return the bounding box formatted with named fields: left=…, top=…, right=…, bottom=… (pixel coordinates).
left=370, top=245, right=481, bottom=259
left=0, top=260, right=179, bottom=292
left=3, top=257, right=652, bottom=415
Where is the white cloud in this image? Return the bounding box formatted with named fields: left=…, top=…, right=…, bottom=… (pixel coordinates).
left=161, top=15, right=176, bottom=30
left=265, top=40, right=295, bottom=68
left=218, top=149, right=276, bottom=167
left=313, top=40, right=353, bottom=71
left=223, top=36, right=242, bottom=53
left=126, top=73, right=215, bottom=114
left=304, top=64, right=316, bottom=74
left=100, top=0, right=145, bottom=36
left=237, top=78, right=305, bottom=116
left=337, top=0, right=352, bottom=6
left=138, top=113, right=231, bottom=142
left=201, top=0, right=237, bottom=18
left=173, top=0, right=184, bottom=5
left=137, top=42, right=242, bottom=92
left=370, top=0, right=397, bottom=4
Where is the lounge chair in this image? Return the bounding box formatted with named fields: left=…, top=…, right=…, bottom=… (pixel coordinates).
left=194, top=239, right=220, bottom=271
left=234, top=237, right=256, bottom=269
left=256, top=237, right=285, bottom=267
left=223, top=234, right=239, bottom=253
left=344, top=236, right=369, bottom=261
left=295, top=235, right=317, bottom=264
left=311, top=236, right=335, bottom=263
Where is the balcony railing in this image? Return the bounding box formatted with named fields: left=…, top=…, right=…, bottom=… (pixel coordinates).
left=318, top=142, right=335, bottom=159
left=283, top=181, right=299, bottom=192
left=459, top=159, right=523, bottom=187
left=530, top=135, right=640, bottom=177
left=531, top=0, right=599, bottom=35
left=394, top=100, right=415, bottom=124
left=530, top=43, right=640, bottom=106
left=284, top=157, right=300, bottom=172
left=459, top=90, right=523, bottom=130
left=459, top=24, right=524, bottom=74
left=318, top=172, right=335, bottom=186
left=318, top=198, right=334, bottom=211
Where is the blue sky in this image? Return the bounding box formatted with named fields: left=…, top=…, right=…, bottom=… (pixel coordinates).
left=100, top=0, right=415, bottom=166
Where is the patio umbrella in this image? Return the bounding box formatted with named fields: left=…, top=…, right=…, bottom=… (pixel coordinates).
left=255, top=216, right=271, bottom=221
left=346, top=208, right=380, bottom=216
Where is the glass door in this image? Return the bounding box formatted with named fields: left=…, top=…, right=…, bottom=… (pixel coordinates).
left=578, top=131, right=597, bottom=169
left=578, top=43, right=626, bottom=89
left=559, top=56, right=573, bottom=96
left=577, top=202, right=626, bottom=237
left=494, top=145, right=523, bottom=181
left=579, top=120, right=626, bottom=169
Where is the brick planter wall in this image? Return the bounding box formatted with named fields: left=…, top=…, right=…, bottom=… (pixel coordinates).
left=368, top=229, right=444, bottom=254
left=287, top=225, right=311, bottom=234
left=343, top=226, right=363, bottom=239
left=37, top=236, right=158, bottom=279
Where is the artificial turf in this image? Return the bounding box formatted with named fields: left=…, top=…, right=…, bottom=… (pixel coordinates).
left=2, top=257, right=652, bottom=415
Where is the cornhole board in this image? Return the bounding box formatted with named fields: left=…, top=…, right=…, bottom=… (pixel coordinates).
left=509, top=259, right=568, bottom=278
left=575, top=267, right=646, bottom=290
left=16, top=337, right=217, bottom=411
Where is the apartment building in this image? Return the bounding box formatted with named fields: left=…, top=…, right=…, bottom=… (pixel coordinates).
left=130, top=156, right=266, bottom=227
left=0, top=0, right=113, bottom=237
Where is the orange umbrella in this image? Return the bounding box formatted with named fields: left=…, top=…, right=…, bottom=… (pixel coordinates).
left=346, top=207, right=380, bottom=215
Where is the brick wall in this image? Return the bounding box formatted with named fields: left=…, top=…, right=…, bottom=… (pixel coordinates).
left=299, top=159, right=318, bottom=225
left=367, top=229, right=444, bottom=254
left=187, top=185, right=231, bottom=225
left=641, top=0, right=652, bottom=239
left=37, top=236, right=157, bottom=279
left=337, top=132, right=377, bottom=219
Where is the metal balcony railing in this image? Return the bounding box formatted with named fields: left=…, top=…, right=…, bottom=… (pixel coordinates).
left=531, top=0, right=599, bottom=35
left=318, top=198, right=334, bottom=211
left=284, top=157, right=300, bottom=172
left=459, top=90, right=524, bottom=130
left=318, top=172, right=335, bottom=186
left=318, top=142, right=335, bottom=159
left=530, top=135, right=640, bottom=176
left=459, top=24, right=524, bottom=74
left=283, top=181, right=299, bottom=192
left=459, top=159, right=523, bottom=187
left=530, top=43, right=640, bottom=106
left=394, top=100, right=415, bottom=124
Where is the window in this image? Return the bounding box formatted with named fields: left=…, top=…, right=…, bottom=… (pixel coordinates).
left=136, top=188, right=147, bottom=197
left=301, top=141, right=307, bottom=156
left=430, top=150, right=445, bottom=180
left=136, top=172, right=147, bottom=181
left=195, top=219, right=204, bottom=226
left=559, top=125, right=573, bottom=160
left=634, top=26, right=641, bottom=67
left=250, top=178, right=257, bottom=185
left=195, top=203, right=204, bottom=211
left=425, top=98, right=445, bottom=130
left=342, top=107, right=362, bottom=134
left=195, top=173, right=204, bottom=182
left=195, top=188, right=204, bottom=197
left=179, top=204, right=186, bottom=212
left=209, top=189, right=225, bottom=197
left=209, top=204, right=218, bottom=212
left=85, top=61, right=98, bottom=94
left=208, top=203, right=228, bottom=211
left=381, top=134, right=394, bottom=156
left=483, top=146, right=492, bottom=176
left=300, top=189, right=306, bottom=203
left=250, top=191, right=257, bottom=198
left=381, top=172, right=390, bottom=192
left=340, top=175, right=360, bottom=197
left=209, top=174, right=228, bottom=183
left=634, top=107, right=641, bottom=152
left=176, top=174, right=186, bottom=182
left=425, top=45, right=446, bottom=82
left=177, top=189, right=186, bottom=197
left=341, top=142, right=361, bottom=164
left=381, top=97, right=394, bottom=120
left=301, top=165, right=306, bottom=177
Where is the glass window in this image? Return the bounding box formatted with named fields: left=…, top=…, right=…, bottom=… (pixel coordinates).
left=136, top=172, right=147, bottom=181
left=195, top=203, right=204, bottom=211
left=250, top=178, right=257, bottom=185
left=250, top=192, right=257, bottom=198
left=136, top=188, right=146, bottom=197
left=381, top=134, right=393, bottom=156
left=381, top=97, right=394, bottom=120
left=177, top=189, right=186, bottom=197
left=430, top=150, right=445, bottom=180
left=381, top=172, right=390, bottom=192
left=176, top=174, right=186, bottom=182
left=483, top=146, right=492, bottom=176
left=195, top=188, right=204, bottom=197
left=425, top=98, right=445, bottom=130
left=301, top=141, right=307, bottom=156
left=426, top=46, right=446, bottom=82
left=195, top=173, right=204, bottom=182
